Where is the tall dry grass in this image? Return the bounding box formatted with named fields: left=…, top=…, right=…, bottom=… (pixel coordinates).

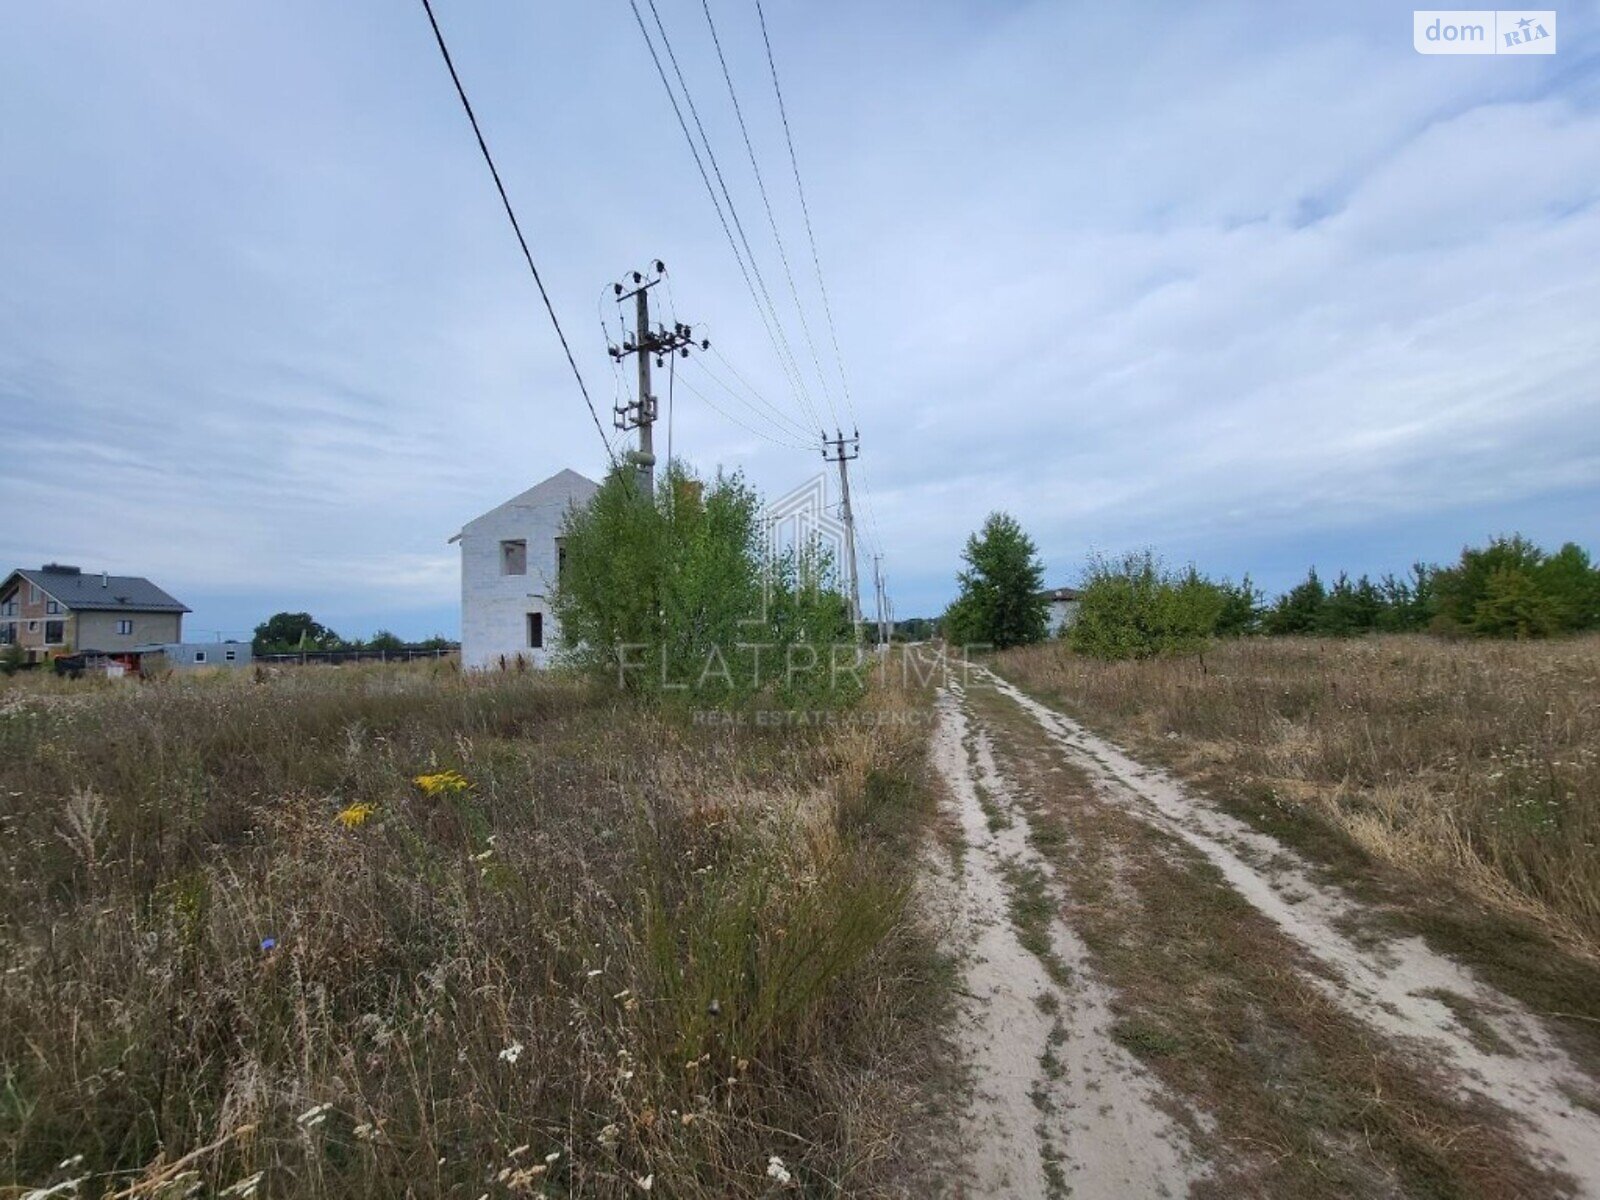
left=992, top=634, right=1600, bottom=949
left=0, top=663, right=952, bottom=1197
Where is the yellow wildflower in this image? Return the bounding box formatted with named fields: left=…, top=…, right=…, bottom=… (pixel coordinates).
left=413, top=770, right=471, bottom=797
left=336, top=802, right=377, bottom=830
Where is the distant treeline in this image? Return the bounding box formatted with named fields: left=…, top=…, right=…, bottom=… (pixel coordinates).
left=251, top=611, right=454, bottom=656
left=1069, top=535, right=1598, bottom=660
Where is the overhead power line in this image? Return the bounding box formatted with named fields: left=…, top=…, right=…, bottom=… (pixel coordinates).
left=684, top=353, right=814, bottom=443
left=755, top=0, right=858, bottom=431
left=673, top=369, right=814, bottom=450
left=700, top=0, right=839, bottom=432
left=417, top=0, right=614, bottom=462
left=627, top=0, right=825, bottom=439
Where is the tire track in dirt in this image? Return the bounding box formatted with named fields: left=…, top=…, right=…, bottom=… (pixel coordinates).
left=979, top=666, right=1600, bottom=1197
left=929, top=685, right=1202, bottom=1198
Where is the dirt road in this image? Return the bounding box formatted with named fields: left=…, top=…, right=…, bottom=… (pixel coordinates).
left=930, top=667, right=1600, bottom=1198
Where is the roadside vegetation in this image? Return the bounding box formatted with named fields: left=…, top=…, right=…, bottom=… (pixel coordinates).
left=992, top=633, right=1600, bottom=1065
left=1063, top=534, right=1599, bottom=660
left=0, top=660, right=953, bottom=1197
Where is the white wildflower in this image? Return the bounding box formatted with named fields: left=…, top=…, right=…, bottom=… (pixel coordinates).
left=499, top=1040, right=525, bottom=1065
left=636, top=1174, right=654, bottom=1192
left=767, top=1155, right=793, bottom=1185
left=596, top=1122, right=622, bottom=1149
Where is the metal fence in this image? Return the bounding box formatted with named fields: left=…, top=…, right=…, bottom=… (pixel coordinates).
left=255, top=649, right=457, bottom=667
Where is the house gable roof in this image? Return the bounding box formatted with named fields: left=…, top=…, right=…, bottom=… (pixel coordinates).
left=452, top=468, right=602, bottom=542
left=4, top=567, right=190, bottom=614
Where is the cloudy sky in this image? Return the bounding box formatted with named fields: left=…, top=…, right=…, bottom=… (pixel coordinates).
left=4, top=2, right=1597, bottom=640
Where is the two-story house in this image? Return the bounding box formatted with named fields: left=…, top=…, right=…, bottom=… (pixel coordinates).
left=0, top=564, right=189, bottom=663
left=451, top=469, right=599, bottom=669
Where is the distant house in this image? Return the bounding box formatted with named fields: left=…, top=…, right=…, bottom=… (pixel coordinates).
left=0, top=564, right=189, bottom=664
left=451, top=469, right=600, bottom=670
left=1043, top=586, right=1082, bottom=635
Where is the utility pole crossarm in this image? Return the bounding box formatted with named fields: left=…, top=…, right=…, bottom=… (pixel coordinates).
left=607, top=260, right=710, bottom=497
left=822, top=427, right=863, bottom=631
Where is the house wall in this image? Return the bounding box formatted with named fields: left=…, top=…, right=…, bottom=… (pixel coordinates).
left=142, top=641, right=250, bottom=668
left=76, top=610, right=182, bottom=653
left=0, top=579, right=72, bottom=661
left=1049, top=598, right=1082, bottom=634
left=459, top=477, right=598, bottom=670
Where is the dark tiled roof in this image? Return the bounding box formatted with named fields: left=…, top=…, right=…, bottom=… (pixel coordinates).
left=6, top=567, right=189, bottom=613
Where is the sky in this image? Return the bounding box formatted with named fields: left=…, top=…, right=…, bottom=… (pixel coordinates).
left=3, top=1, right=1598, bottom=640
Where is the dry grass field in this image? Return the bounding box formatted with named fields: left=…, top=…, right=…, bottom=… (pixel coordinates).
left=993, top=633, right=1600, bottom=1064
left=0, top=664, right=954, bottom=1198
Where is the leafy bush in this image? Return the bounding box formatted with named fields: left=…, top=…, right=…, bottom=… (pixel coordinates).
left=1069, top=552, right=1231, bottom=660
left=553, top=464, right=858, bottom=706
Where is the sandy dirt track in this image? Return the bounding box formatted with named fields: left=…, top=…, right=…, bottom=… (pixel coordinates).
left=930, top=667, right=1600, bottom=1198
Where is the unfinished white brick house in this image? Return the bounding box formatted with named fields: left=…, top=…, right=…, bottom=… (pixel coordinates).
left=451, top=469, right=599, bottom=670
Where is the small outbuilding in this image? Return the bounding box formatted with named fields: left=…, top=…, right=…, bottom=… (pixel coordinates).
left=136, top=641, right=253, bottom=670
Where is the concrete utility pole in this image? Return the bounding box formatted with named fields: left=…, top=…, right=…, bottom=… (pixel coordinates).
left=873, top=553, right=888, bottom=647
left=822, top=428, right=862, bottom=629
left=608, top=261, right=708, bottom=497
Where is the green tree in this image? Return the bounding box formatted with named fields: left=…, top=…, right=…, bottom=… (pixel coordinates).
left=1213, top=574, right=1263, bottom=636
left=1318, top=572, right=1382, bottom=636
left=1375, top=563, right=1435, bottom=632
left=1433, top=535, right=1545, bottom=633
left=252, top=612, right=341, bottom=654
left=942, top=513, right=1049, bottom=649
left=552, top=464, right=856, bottom=705
left=1263, top=568, right=1327, bottom=635
left=1537, top=543, right=1600, bottom=633
left=1471, top=567, right=1559, bottom=639
left=368, top=630, right=405, bottom=652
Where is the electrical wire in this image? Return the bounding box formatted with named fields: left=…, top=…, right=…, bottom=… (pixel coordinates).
left=683, top=355, right=814, bottom=444
left=751, top=1, right=888, bottom=567
left=626, top=0, right=825, bottom=438
left=417, top=0, right=614, bottom=464
left=683, top=334, right=817, bottom=441
left=672, top=370, right=815, bottom=450
left=700, top=0, right=839, bottom=431
left=755, top=0, right=858, bottom=432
